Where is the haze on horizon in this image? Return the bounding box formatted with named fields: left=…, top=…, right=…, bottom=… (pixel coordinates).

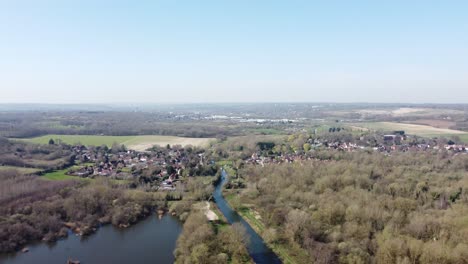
left=1, top=1, right=467, bottom=104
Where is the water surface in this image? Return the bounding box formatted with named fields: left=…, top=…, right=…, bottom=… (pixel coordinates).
left=214, top=170, right=282, bottom=264
left=2, top=170, right=281, bottom=264
left=1, top=215, right=182, bottom=264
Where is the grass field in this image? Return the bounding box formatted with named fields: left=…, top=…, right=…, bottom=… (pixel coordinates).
left=0, top=165, right=41, bottom=175
left=41, top=169, right=129, bottom=185
left=353, top=122, right=468, bottom=137
left=17, top=134, right=215, bottom=151
left=426, top=133, right=468, bottom=143
left=41, top=169, right=81, bottom=181
left=457, top=134, right=468, bottom=142
left=403, top=119, right=456, bottom=129
left=354, top=107, right=465, bottom=117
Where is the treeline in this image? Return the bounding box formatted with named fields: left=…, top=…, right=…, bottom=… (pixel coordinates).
left=234, top=150, right=468, bottom=264
left=0, top=176, right=165, bottom=253
left=0, top=138, right=75, bottom=170
left=170, top=171, right=251, bottom=263
left=0, top=174, right=222, bottom=253
left=0, top=170, right=76, bottom=215
left=0, top=112, right=241, bottom=138
left=174, top=212, right=251, bottom=264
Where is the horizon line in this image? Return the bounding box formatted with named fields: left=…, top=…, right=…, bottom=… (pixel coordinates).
left=0, top=101, right=468, bottom=106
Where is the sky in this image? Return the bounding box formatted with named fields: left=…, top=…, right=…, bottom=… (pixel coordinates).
left=0, top=0, right=467, bottom=104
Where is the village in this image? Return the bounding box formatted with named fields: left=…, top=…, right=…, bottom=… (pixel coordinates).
left=66, top=130, right=468, bottom=178
left=66, top=144, right=216, bottom=191
left=245, top=131, right=468, bottom=167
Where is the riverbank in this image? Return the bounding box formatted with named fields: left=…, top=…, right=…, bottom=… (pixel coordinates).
left=170, top=170, right=252, bottom=263
left=172, top=203, right=251, bottom=263
left=1, top=172, right=219, bottom=255
left=223, top=188, right=309, bottom=264
left=219, top=166, right=295, bottom=263
left=212, top=170, right=282, bottom=264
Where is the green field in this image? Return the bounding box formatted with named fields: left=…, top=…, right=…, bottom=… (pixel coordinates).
left=17, top=134, right=215, bottom=151
left=0, top=165, right=41, bottom=175
left=352, top=122, right=468, bottom=141
left=41, top=169, right=129, bottom=185
left=18, top=135, right=134, bottom=146
left=41, top=169, right=81, bottom=181
left=427, top=133, right=468, bottom=143
left=458, top=134, right=468, bottom=143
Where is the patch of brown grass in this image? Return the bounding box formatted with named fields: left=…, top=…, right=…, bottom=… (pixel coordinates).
left=404, top=119, right=456, bottom=129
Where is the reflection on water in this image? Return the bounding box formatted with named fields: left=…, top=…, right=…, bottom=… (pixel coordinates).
left=0, top=215, right=182, bottom=264
left=2, top=170, right=281, bottom=264
left=214, top=170, right=282, bottom=264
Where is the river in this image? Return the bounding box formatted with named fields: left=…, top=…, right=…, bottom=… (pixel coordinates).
left=214, top=170, right=282, bottom=264
left=0, top=215, right=182, bottom=264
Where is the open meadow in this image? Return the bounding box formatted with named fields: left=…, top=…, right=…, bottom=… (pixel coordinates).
left=352, top=121, right=468, bottom=141
left=17, top=135, right=215, bottom=151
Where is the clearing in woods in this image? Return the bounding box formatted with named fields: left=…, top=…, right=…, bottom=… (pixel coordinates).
left=18, top=135, right=215, bottom=151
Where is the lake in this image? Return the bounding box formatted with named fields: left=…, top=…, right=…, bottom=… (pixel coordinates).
left=0, top=215, right=182, bottom=264
left=1, top=169, right=281, bottom=264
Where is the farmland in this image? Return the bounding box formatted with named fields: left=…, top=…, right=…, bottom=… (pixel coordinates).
left=402, top=119, right=456, bottom=129
left=352, top=121, right=468, bottom=139
left=17, top=135, right=215, bottom=151
left=356, top=107, right=465, bottom=117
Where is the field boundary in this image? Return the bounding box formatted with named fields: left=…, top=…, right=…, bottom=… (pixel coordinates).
left=14, top=134, right=215, bottom=150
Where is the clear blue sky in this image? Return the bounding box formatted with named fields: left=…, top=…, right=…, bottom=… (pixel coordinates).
left=1, top=1, right=467, bottom=104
